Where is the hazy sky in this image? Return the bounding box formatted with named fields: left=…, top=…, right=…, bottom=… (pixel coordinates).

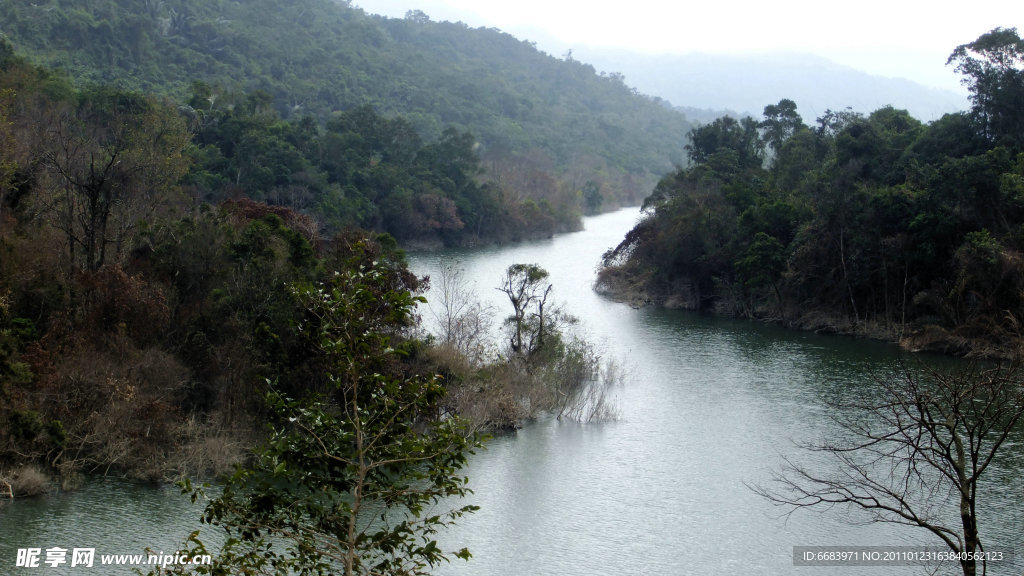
left=354, top=0, right=1021, bottom=93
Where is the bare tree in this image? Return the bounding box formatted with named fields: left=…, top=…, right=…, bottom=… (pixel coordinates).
left=0, top=89, right=15, bottom=221
left=430, top=260, right=492, bottom=365
left=754, top=361, right=1024, bottom=576
left=38, top=91, right=190, bottom=273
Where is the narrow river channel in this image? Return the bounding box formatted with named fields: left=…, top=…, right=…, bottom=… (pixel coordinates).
left=408, top=207, right=1023, bottom=576
left=1, top=207, right=1020, bottom=575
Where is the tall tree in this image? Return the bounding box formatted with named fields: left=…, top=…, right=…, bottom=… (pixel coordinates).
left=497, top=263, right=554, bottom=358
left=760, top=98, right=805, bottom=156
left=172, top=260, right=480, bottom=576
left=948, top=27, right=1024, bottom=150
left=40, top=89, right=190, bottom=273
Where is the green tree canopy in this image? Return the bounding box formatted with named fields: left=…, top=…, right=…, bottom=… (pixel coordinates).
left=174, top=259, right=481, bottom=575
left=948, top=27, right=1024, bottom=150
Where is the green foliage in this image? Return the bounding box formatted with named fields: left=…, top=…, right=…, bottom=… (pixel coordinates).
left=171, top=261, right=480, bottom=576
left=185, top=96, right=572, bottom=245
left=601, top=29, right=1024, bottom=354
left=0, top=0, right=693, bottom=206
left=498, top=263, right=558, bottom=358
left=760, top=98, right=805, bottom=154
left=582, top=180, right=604, bottom=215
left=948, top=27, right=1024, bottom=151
left=735, top=232, right=786, bottom=290
left=2, top=44, right=508, bottom=482
left=685, top=116, right=764, bottom=169
left=4, top=409, right=63, bottom=456
left=8, top=409, right=43, bottom=442
left=0, top=291, right=34, bottom=407
left=2, top=4, right=674, bottom=247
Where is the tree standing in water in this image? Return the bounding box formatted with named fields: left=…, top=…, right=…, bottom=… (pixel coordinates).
left=755, top=361, right=1024, bottom=576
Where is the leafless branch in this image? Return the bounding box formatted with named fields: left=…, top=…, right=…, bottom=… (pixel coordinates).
left=752, top=360, right=1024, bottom=576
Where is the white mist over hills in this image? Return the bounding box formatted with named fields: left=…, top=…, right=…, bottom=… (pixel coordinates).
left=355, top=0, right=974, bottom=124
left=572, top=48, right=970, bottom=123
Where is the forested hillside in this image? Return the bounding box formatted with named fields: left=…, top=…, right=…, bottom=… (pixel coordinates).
left=0, top=0, right=692, bottom=209
left=0, top=40, right=618, bottom=488
left=598, top=28, right=1024, bottom=358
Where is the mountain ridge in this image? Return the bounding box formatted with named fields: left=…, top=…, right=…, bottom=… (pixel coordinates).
left=351, top=1, right=969, bottom=122
left=0, top=0, right=693, bottom=200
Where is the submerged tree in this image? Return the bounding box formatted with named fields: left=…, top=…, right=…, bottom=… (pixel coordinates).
left=497, top=263, right=555, bottom=358
left=489, top=263, right=617, bottom=424
left=166, top=259, right=481, bottom=576
left=755, top=362, right=1024, bottom=576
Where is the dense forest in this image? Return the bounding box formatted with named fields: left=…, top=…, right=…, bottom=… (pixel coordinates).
left=0, top=44, right=615, bottom=489
left=0, top=38, right=590, bottom=248
left=599, top=28, right=1024, bottom=358
left=0, top=0, right=694, bottom=212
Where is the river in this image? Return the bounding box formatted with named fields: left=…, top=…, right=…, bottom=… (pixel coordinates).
left=1, top=207, right=1021, bottom=575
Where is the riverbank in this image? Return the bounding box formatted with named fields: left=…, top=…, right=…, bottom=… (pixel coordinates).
left=594, top=267, right=1021, bottom=360
left=0, top=465, right=58, bottom=498
left=0, top=212, right=610, bottom=493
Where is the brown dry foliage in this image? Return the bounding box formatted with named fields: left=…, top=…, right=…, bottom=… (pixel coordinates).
left=46, top=342, right=193, bottom=480
left=76, top=264, right=171, bottom=346
left=0, top=464, right=51, bottom=497
left=221, top=197, right=320, bottom=249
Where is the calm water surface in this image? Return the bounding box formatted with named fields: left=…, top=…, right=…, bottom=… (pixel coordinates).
left=412, top=207, right=1022, bottom=576
left=1, top=208, right=1021, bottom=575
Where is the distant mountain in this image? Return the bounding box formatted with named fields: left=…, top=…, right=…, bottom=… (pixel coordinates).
left=572, top=49, right=969, bottom=123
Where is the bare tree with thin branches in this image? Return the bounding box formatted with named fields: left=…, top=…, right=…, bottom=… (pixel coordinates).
left=430, top=260, right=492, bottom=366
left=38, top=91, right=189, bottom=274
left=753, top=361, right=1024, bottom=576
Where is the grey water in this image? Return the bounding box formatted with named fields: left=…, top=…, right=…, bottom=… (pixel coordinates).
left=1, top=207, right=1021, bottom=575
left=410, top=207, right=1022, bottom=576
